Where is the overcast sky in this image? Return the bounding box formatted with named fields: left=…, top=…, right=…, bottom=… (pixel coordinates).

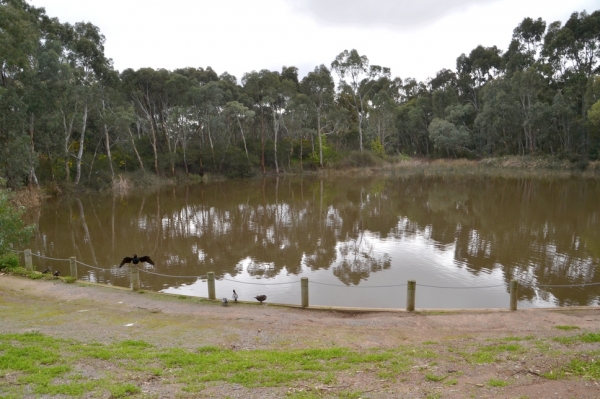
left=30, top=0, right=597, bottom=83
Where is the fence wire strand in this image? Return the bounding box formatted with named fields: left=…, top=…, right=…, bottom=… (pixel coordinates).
left=310, top=281, right=407, bottom=288
left=138, top=269, right=207, bottom=279
left=221, top=277, right=299, bottom=285
left=76, top=260, right=112, bottom=271
left=417, top=283, right=505, bottom=289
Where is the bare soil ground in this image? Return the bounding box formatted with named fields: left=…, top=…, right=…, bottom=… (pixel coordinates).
left=1, top=275, right=599, bottom=398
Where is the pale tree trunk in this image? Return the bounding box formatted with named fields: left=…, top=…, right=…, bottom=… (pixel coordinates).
left=317, top=107, right=323, bottom=167
left=133, top=96, right=159, bottom=174
left=357, top=110, right=364, bottom=152
left=28, top=114, right=39, bottom=186
left=206, top=112, right=217, bottom=169
left=74, top=100, right=88, bottom=185
left=273, top=109, right=280, bottom=174
left=236, top=116, right=250, bottom=163
left=101, top=100, right=115, bottom=176
left=137, top=95, right=159, bottom=174
left=160, top=114, right=175, bottom=176
left=128, top=128, right=145, bottom=171
left=61, top=104, right=78, bottom=182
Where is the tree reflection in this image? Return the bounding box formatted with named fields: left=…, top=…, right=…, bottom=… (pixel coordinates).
left=27, top=174, right=600, bottom=306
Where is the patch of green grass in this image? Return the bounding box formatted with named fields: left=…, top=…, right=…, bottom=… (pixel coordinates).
left=493, top=335, right=536, bottom=342
left=422, top=341, right=438, bottom=345
left=63, top=276, right=76, bottom=283
left=444, top=378, right=458, bottom=386
left=0, top=332, right=416, bottom=396
left=554, top=325, right=580, bottom=331
left=425, top=373, right=446, bottom=382
left=177, top=295, right=187, bottom=299
left=464, top=343, right=525, bottom=364
left=564, top=358, right=600, bottom=379
left=554, top=332, right=600, bottom=345
left=108, top=383, right=141, bottom=397
left=488, top=378, right=508, bottom=387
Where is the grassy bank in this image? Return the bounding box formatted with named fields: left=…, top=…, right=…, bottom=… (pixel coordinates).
left=319, top=155, right=600, bottom=181
left=0, top=329, right=598, bottom=398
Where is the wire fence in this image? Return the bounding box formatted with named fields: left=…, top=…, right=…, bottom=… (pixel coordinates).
left=9, top=249, right=600, bottom=290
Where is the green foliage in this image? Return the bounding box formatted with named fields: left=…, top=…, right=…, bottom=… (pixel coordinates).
left=0, top=253, right=19, bottom=270
left=0, top=190, right=34, bottom=256
left=2, top=2, right=600, bottom=185
left=370, top=137, right=386, bottom=158
left=589, top=100, right=600, bottom=126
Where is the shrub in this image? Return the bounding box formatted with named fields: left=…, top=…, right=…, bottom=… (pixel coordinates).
left=0, top=253, right=19, bottom=270
left=0, top=190, right=34, bottom=256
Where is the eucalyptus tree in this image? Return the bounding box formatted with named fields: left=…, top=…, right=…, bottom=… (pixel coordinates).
left=188, top=80, right=229, bottom=172
left=223, top=101, right=255, bottom=163
left=474, top=78, right=521, bottom=154
left=94, top=70, right=135, bottom=177
left=242, top=70, right=279, bottom=173
left=543, top=9, right=600, bottom=148
left=300, top=64, right=335, bottom=167
left=65, top=22, right=112, bottom=185
left=331, top=49, right=390, bottom=152
left=0, top=0, right=42, bottom=186
left=269, top=68, right=298, bottom=174
left=283, top=93, right=312, bottom=168
left=511, top=69, right=549, bottom=154
left=121, top=68, right=170, bottom=174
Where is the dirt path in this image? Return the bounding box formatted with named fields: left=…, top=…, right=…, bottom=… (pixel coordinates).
left=1, top=275, right=599, bottom=398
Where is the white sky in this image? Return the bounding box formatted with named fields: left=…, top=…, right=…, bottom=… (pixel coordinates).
left=30, top=0, right=598, bottom=83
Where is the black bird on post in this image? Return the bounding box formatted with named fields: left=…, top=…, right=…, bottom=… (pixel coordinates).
left=254, top=295, right=267, bottom=304
left=119, top=254, right=154, bottom=268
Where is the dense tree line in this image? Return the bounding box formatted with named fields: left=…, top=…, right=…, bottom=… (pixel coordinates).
left=1, top=0, right=600, bottom=187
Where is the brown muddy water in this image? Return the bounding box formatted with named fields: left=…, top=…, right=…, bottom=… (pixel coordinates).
left=20, top=174, right=600, bottom=309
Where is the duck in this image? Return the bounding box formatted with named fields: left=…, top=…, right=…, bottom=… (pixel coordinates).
left=119, top=254, right=154, bottom=268
left=42, top=266, right=51, bottom=274
left=222, top=298, right=229, bottom=306
left=233, top=290, right=238, bottom=302
left=254, top=295, right=267, bottom=304
left=53, top=270, right=60, bottom=277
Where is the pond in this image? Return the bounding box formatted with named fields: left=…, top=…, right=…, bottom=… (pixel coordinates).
left=21, top=173, right=600, bottom=309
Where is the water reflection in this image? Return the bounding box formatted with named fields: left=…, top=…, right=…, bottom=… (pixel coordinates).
left=24, top=175, right=600, bottom=308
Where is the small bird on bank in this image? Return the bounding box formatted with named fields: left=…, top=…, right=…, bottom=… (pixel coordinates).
left=119, top=254, right=154, bottom=268
left=233, top=290, right=238, bottom=302
left=53, top=270, right=60, bottom=277
left=222, top=298, right=229, bottom=306
left=42, top=266, right=51, bottom=274
left=254, top=295, right=267, bottom=304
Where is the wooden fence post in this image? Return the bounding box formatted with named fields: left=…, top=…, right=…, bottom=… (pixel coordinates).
left=130, top=265, right=140, bottom=291
left=24, top=249, right=33, bottom=271
left=69, top=257, right=77, bottom=280
left=207, top=272, right=215, bottom=300
left=301, top=277, right=309, bottom=308
left=406, top=280, right=416, bottom=311
left=509, top=280, right=518, bottom=311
